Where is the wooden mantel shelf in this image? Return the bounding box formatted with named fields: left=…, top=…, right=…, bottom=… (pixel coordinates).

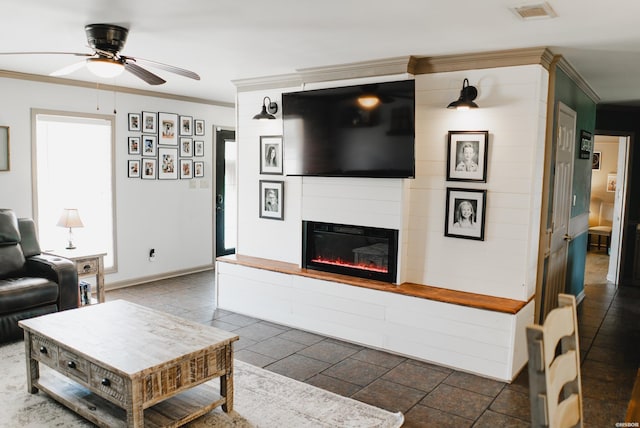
left=216, top=254, right=529, bottom=315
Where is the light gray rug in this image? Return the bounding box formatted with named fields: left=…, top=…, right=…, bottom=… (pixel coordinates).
left=0, top=341, right=404, bottom=427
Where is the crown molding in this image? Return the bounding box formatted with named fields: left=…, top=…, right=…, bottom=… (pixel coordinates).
left=296, top=56, right=415, bottom=83
left=232, top=73, right=302, bottom=93
left=413, top=47, right=556, bottom=74
left=0, top=69, right=233, bottom=108
left=555, top=56, right=600, bottom=104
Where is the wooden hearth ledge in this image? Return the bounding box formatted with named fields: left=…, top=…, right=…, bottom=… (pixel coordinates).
left=217, top=254, right=529, bottom=314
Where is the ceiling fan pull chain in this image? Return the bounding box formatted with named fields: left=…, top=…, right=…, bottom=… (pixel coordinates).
left=96, top=82, right=100, bottom=111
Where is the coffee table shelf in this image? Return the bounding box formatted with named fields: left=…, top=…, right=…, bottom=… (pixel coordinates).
left=37, top=369, right=225, bottom=428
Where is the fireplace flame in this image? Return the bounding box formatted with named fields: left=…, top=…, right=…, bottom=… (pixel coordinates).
left=310, top=257, right=388, bottom=273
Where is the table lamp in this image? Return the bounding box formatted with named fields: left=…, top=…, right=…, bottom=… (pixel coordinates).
left=56, top=208, right=84, bottom=249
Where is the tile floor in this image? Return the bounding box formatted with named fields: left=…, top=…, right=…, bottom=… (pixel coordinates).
left=107, top=251, right=639, bottom=427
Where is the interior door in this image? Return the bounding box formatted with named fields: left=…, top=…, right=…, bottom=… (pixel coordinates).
left=544, top=102, right=577, bottom=319
left=215, top=128, right=236, bottom=257
left=607, top=136, right=630, bottom=283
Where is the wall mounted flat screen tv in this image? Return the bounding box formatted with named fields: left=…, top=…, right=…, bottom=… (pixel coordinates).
left=283, top=79, right=415, bottom=178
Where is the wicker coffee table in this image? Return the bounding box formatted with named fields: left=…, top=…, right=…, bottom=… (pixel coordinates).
left=19, top=300, right=239, bottom=427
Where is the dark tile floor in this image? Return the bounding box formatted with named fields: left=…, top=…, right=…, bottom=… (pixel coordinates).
left=107, top=251, right=639, bottom=427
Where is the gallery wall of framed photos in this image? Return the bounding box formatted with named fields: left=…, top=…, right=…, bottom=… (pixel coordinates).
left=127, top=112, right=206, bottom=180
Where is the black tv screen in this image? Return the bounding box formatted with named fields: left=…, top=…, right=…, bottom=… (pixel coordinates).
left=283, top=79, right=415, bottom=178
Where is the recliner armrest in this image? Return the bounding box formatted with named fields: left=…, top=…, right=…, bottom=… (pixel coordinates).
left=24, top=254, right=79, bottom=311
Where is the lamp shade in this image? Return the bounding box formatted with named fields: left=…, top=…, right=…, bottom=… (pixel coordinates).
left=57, top=208, right=84, bottom=229
left=253, top=96, right=278, bottom=120
left=447, top=78, right=479, bottom=109
left=86, top=57, right=125, bottom=78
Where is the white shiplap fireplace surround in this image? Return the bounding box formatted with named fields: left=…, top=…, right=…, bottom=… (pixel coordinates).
left=214, top=49, right=573, bottom=382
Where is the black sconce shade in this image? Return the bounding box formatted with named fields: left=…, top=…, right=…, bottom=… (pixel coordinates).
left=447, top=78, right=479, bottom=109
left=253, top=96, right=279, bottom=120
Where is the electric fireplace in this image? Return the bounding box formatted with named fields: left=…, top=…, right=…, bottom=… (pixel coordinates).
left=302, top=221, right=398, bottom=283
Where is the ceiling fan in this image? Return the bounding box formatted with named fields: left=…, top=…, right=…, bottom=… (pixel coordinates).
left=0, top=23, right=200, bottom=85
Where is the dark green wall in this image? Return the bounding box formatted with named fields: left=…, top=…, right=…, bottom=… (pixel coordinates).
left=595, top=106, right=638, bottom=284
left=553, top=68, right=597, bottom=298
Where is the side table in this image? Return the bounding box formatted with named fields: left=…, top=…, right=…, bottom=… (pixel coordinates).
left=45, top=249, right=107, bottom=304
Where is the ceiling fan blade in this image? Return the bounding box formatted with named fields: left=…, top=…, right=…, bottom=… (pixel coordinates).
left=0, top=51, right=93, bottom=57
left=122, top=56, right=200, bottom=80
left=50, top=60, right=87, bottom=76
left=124, top=61, right=166, bottom=85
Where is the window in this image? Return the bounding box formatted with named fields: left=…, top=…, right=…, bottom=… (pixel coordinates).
left=33, top=111, right=116, bottom=270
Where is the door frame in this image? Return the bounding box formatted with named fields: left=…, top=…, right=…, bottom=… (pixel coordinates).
left=214, top=126, right=236, bottom=258
left=593, top=130, right=633, bottom=285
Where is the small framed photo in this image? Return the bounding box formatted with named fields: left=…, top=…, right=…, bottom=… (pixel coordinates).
left=259, top=180, right=284, bottom=220
left=194, top=140, right=204, bottom=157
left=579, top=130, right=592, bottom=159
left=128, top=160, right=140, bottom=178
left=179, top=115, right=193, bottom=136
left=446, top=131, right=489, bottom=182
left=194, top=119, right=205, bottom=136
left=158, top=112, right=178, bottom=145
left=142, top=111, right=157, bottom=134
left=158, top=147, right=178, bottom=179
left=128, top=113, right=141, bottom=132
left=142, top=135, right=157, bottom=157
left=194, top=161, right=204, bottom=178
left=141, top=158, right=156, bottom=180
left=445, top=188, right=487, bottom=241
left=180, top=137, right=193, bottom=157
left=260, top=135, right=283, bottom=175
left=592, top=151, right=601, bottom=170
left=128, top=136, right=141, bottom=155
left=180, top=159, right=193, bottom=179
left=607, top=173, right=617, bottom=192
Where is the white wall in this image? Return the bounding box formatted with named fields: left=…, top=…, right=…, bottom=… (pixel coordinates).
left=0, top=76, right=234, bottom=286
left=408, top=66, right=548, bottom=301
left=236, top=65, right=548, bottom=301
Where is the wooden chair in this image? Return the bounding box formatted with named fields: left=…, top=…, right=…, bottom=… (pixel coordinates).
left=526, top=294, right=583, bottom=428
left=588, top=198, right=613, bottom=252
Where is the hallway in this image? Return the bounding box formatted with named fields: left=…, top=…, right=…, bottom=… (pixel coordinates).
left=107, top=254, right=639, bottom=426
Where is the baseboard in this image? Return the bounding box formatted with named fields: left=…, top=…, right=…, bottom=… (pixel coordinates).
left=105, top=264, right=214, bottom=291
left=575, top=289, right=586, bottom=306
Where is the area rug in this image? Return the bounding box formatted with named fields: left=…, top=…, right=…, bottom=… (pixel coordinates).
left=0, top=341, right=403, bottom=427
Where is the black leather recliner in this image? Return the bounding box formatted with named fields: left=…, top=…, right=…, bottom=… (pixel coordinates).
left=0, top=209, right=79, bottom=342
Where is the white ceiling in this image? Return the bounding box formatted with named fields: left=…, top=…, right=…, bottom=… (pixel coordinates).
left=1, top=0, right=640, bottom=106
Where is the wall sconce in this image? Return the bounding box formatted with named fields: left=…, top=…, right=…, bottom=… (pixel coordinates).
left=253, top=96, right=278, bottom=120
left=56, top=208, right=84, bottom=249
left=447, top=78, right=479, bottom=110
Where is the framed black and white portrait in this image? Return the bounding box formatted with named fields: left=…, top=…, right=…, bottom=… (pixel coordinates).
left=592, top=151, right=601, bottom=170
left=446, top=131, right=489, bottom=182
left=194, top=119, right=205, bottom=136
left=445, top=188, right=487, bottom=241
left=259, top=180, right=284, bottom=220
left=179, top=115, right=193, bottom=136
left=260, top=135, right=283, bottom=175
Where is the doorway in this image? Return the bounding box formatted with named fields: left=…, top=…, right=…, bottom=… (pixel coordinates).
left=586, top=133, right=630, bottom=285
left=215, top=127, right=237, bottom=257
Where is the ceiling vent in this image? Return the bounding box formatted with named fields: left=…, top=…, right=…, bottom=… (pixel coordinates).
left=512, top=2, right=557, bottom=20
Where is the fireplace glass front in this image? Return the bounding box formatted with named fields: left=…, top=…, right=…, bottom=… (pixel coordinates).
left=302, top=221, right=398, bottom=283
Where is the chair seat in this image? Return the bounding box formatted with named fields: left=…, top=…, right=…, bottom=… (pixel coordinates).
left=589, top=225, right=612, bottom=236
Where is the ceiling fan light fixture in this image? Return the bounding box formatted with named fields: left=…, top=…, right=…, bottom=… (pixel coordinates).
left=86, top=57, right=125, bottom=78
left=447, top=78, right=479, bottom=110
left=253, top=96, right=278, bottom=120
